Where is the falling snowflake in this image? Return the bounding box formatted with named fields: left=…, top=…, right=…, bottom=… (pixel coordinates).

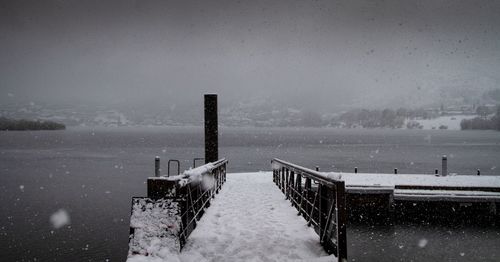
left=418, top=239, right=428, bottom=248
left=50, top=209, right=71, bottom=229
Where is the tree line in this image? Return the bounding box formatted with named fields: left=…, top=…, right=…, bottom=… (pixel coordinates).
left=460, top=106, right=500, bottom=131
left=335, top=108, right=437, bottom=129
left=0, top=117, right=66, bottom=131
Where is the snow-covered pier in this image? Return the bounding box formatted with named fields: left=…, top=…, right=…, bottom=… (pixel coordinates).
left=126, top=158, right=500, bottom=262
left=127, top=170, right=337, bottom=262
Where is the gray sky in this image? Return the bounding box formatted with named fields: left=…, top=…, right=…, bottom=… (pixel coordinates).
left=1, top=0, right=499, bottom=110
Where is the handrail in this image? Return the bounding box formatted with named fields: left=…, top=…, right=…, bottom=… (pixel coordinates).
left=176, top=158, right=227, bottom=247
left=272, top=158, right=340, bottom=186
left=134, top=158, right=228, bottom=253
left=271, top=158, right=347, bottom=262
left=168, top=159, right=180, bottom=177
left=193, top=157, right=205, bottom=168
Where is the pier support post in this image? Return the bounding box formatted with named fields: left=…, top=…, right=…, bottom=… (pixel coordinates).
left=442, top=155, right=447, bottom=176
left=204, top=94, right=218, bottom=164
left=155, top=156, right=160, bottom=177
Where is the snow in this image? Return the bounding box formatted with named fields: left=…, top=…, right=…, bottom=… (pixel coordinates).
left=418, top=239, right=428, bottom=248
left=326, top=172, right=500, bottom=188
left=127, top=172, right=335, bottom=262
left=412, top=115, right=476, bottom=130
left=128, top=198, right=182, bottom=258
left=50, top=209, right=70, bottom=229
left=162, top=163, right=216, bottom=188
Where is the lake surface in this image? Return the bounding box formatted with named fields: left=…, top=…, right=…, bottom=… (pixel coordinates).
left=1, top=127, right=499, bottom=261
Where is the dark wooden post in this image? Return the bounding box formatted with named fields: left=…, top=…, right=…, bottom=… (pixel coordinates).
left=204, top=94, right=218, bottom=164
left=155, top=156, right=160, bottom=177
left=442, top=155, right=447, bottom=176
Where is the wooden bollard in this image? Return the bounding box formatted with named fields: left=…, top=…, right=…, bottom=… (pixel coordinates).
left=354, top=167, right=358, bottom=174
left=155, top=156, right=160, bottom=177
left=204, top=94, right=218, bottom=164
left=394, top=168, right=398, bottom=174
left=442, top=155, right=447, bottom=176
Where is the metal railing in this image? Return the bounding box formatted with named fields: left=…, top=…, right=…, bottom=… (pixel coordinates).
left=173, top=158, right=228, bottom=248
left=131, top=158, right=228, bottom=252
left=271, top=158, right=347, bottom=262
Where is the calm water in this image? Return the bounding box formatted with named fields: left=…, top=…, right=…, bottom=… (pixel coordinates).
left=1, top=127, right=499, bottom=261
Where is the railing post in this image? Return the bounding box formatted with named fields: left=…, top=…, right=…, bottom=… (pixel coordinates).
left=155, top=156, right=160, bottom=177
left=296, top=173, right=302, bottom=208
left=285, top=168, right=290, bottom=196
left=204, top=94, right=218, bottom=164
left=336, top=181, right=348, bottom=262
left=281, top=167, right=286, bottom=193
left=305, top=177, right=312, bottom=215
left=319, top=184, right=330, bottom=241
left=289, top=171, right=295, bottom=202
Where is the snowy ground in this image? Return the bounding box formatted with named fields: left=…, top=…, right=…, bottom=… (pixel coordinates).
left=128, top=172, right=334, bottom=262
left=412, top=115, right=477, bottom=130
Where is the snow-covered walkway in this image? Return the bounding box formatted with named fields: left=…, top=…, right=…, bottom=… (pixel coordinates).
left=129, top=172, right=334, bottom=262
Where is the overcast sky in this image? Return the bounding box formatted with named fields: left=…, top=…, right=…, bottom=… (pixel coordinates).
left=1, top=0, right=499, bottom=110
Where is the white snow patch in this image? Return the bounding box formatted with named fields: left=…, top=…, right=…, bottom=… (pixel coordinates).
left=412, top=115, right=476, bottom=130
left=418, top=238, right=428, bottom=248
left=50, top=209, right=70, bottom=229
left=164, top=163, right=216, bottom=188
left=128, top=199, right=181, bottom=258
left=330, top=172, right=500, bottom=188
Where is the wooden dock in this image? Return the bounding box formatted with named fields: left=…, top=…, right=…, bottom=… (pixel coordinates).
left=325, top=172, right=500, bottom=216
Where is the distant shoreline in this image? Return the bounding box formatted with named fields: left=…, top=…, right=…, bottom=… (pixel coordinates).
left=0, top=117, right=66, bottom=131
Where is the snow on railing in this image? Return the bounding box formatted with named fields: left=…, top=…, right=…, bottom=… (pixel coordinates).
left=271, top=158, right=348, bottom=262
left=127, top=158, right=228, bottom=260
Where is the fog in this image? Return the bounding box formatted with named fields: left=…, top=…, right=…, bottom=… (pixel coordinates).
left=1, top=0, right=500, bottom=112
